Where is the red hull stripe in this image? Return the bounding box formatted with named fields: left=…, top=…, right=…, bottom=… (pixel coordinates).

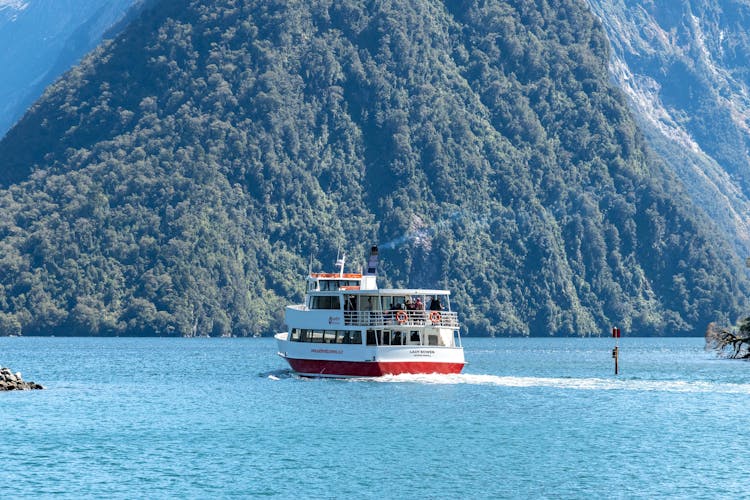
left=285, top=358, right=464, bottom=377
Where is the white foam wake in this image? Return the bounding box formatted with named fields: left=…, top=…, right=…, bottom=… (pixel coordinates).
left=370, top=373, right=750, bottom=394
left=0, top=1, right=28, bottom=11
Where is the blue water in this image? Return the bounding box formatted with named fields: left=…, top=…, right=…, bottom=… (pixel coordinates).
left=1, top=337, right=749, bottom=498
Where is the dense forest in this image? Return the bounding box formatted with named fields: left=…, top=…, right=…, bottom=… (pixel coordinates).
left=0, top=0, right=747, bottom=337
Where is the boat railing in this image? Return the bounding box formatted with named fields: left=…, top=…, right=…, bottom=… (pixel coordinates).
left=343, top=310, right=459, bottom=328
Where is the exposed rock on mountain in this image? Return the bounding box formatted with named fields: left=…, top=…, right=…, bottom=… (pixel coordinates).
left=0, top=0, right=138, bottom=138
left=587, top=0, right=750, bottom=257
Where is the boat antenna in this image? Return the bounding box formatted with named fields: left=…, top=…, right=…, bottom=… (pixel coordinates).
left=335, top=251, right=346, bottom=277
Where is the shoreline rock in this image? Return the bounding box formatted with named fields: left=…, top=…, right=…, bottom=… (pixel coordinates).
left=0, top=367, right=43, bottom=390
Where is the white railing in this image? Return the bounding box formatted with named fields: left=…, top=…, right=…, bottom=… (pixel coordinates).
left=343, top=310, right=459, bottom=328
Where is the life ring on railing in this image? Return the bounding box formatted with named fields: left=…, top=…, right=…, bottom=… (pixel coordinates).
left=396, top=310, right=408, bottom=325
left=429, top=311, right=442, bottom=324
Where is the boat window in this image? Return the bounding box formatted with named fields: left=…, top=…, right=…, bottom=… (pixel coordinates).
left=344, top=295, right=357, bottom=311
left=392, top=331, right=402, bottom=345
left=311, top=295, right=341, bottom=309
left=428, top=334, right=439, bottom=346
left=380, top=330, right=391, bottom=346
left=291, top=330, right=363, bottom=343
left=317, top=280, right=358, bottom=291
left=366, top=330, right=377, bottom=346
left=383, top=296, right=407, bottom=311
left=380, top=296, right=393, bottom=310
left=361, top=296, right=377, bottom=311
left=410, top=331, right=420, bottom=342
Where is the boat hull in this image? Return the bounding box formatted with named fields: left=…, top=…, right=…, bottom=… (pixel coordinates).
left=275, top=332, right=465, bottom=377
left=284, top=357, right=465, bottom=377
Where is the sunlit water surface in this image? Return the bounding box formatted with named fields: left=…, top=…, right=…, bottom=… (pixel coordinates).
left=1, top=337, right=748, bottom=498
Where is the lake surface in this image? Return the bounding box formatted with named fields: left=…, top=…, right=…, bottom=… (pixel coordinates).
left=1, top=336, right=748, bottom=498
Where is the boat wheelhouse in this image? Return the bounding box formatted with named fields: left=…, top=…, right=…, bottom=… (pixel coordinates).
left=275, top=246, right=465, bottom=377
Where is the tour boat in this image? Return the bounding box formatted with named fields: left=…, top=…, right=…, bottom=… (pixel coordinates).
left=275, top=246, right=466, bottom=377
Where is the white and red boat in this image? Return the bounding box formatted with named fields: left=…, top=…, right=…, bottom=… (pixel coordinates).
left=275, top=246, right=465, bottom=377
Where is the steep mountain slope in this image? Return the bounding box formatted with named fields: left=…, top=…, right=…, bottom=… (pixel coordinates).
left=586, top=0, right=750, bottom=257
left=0, top=0, right=746, bottom=337
left=0, top=0, right=138, bottom=139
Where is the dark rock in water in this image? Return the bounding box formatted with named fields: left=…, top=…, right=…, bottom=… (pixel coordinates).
left=0, top=367, right=43, bottom=390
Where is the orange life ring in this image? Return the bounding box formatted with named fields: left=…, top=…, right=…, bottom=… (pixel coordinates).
left=395, top=310, right=408, bottom=324
left=429, top=311, right=442, bottom=323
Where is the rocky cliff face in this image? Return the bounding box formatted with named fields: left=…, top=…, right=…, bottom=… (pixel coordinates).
left=586, top=0, right=750, bottom=256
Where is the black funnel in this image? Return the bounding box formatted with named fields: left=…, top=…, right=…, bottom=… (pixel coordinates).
left=365, top=246, right=379, bottom=276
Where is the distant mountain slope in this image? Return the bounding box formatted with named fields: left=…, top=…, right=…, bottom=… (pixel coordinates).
left=586, top=0, right=750, bottom=257
left=0, top=0, right=138, bottom=139
left=0, top=0, right=746, bottom=337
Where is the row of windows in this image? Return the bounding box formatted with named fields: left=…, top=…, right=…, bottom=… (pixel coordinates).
left=309, top=293, right=450, bottom=311
left=290, top=329, right=362, bottom=344
left=315, top=280, right=359, bottom=291
left=288, top=328, right=447, bottom=347
left=309, top=296, right=341, bottom=310
left=365, top=329, right=441, bottom=346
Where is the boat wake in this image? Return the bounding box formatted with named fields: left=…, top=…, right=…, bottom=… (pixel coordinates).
left=259, top=369, right=296, bottom=380
left=369, top=373, right=750, bottom=394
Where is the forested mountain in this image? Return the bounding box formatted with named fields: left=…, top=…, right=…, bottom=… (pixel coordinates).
left=587, top=0, right=750, bottom=258
left=0, top=0, right=747, bottom=337
left=0, top=0, right=138, bottom=138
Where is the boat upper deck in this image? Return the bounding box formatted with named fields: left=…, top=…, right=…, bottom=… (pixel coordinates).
left=294, top=247, right=458, bottom=330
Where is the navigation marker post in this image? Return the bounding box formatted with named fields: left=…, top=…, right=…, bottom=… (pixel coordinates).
left=612, top=327, right=621, bottom=375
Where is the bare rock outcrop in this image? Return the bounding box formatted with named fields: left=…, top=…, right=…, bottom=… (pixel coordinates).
left=0, top=367, right=43, bottom=390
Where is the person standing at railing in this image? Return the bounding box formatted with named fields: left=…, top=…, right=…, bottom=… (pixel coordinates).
left=347, top=295, right=357, bottom=311
left=344, top=295, right=357, bottom=325
left=429, top=296, right=443, bottom=311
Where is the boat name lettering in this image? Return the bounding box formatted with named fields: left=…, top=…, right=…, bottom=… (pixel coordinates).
left=409, top=349, right=435, bottom=357
left=328, top=316, right=341, bottom=325
left=311, top=348, right=343, bottom=354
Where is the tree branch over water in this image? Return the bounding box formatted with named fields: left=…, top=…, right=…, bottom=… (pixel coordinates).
left=706, top=318, right=750, bottom=358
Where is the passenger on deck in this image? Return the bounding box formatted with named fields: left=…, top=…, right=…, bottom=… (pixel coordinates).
left=414, top=297, right=424, bottom=310
left=429, top=296, right=443, bottom=311
left=345, top=295, right=357, bottom=325
left=387, top=301, right=398, bottom=322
